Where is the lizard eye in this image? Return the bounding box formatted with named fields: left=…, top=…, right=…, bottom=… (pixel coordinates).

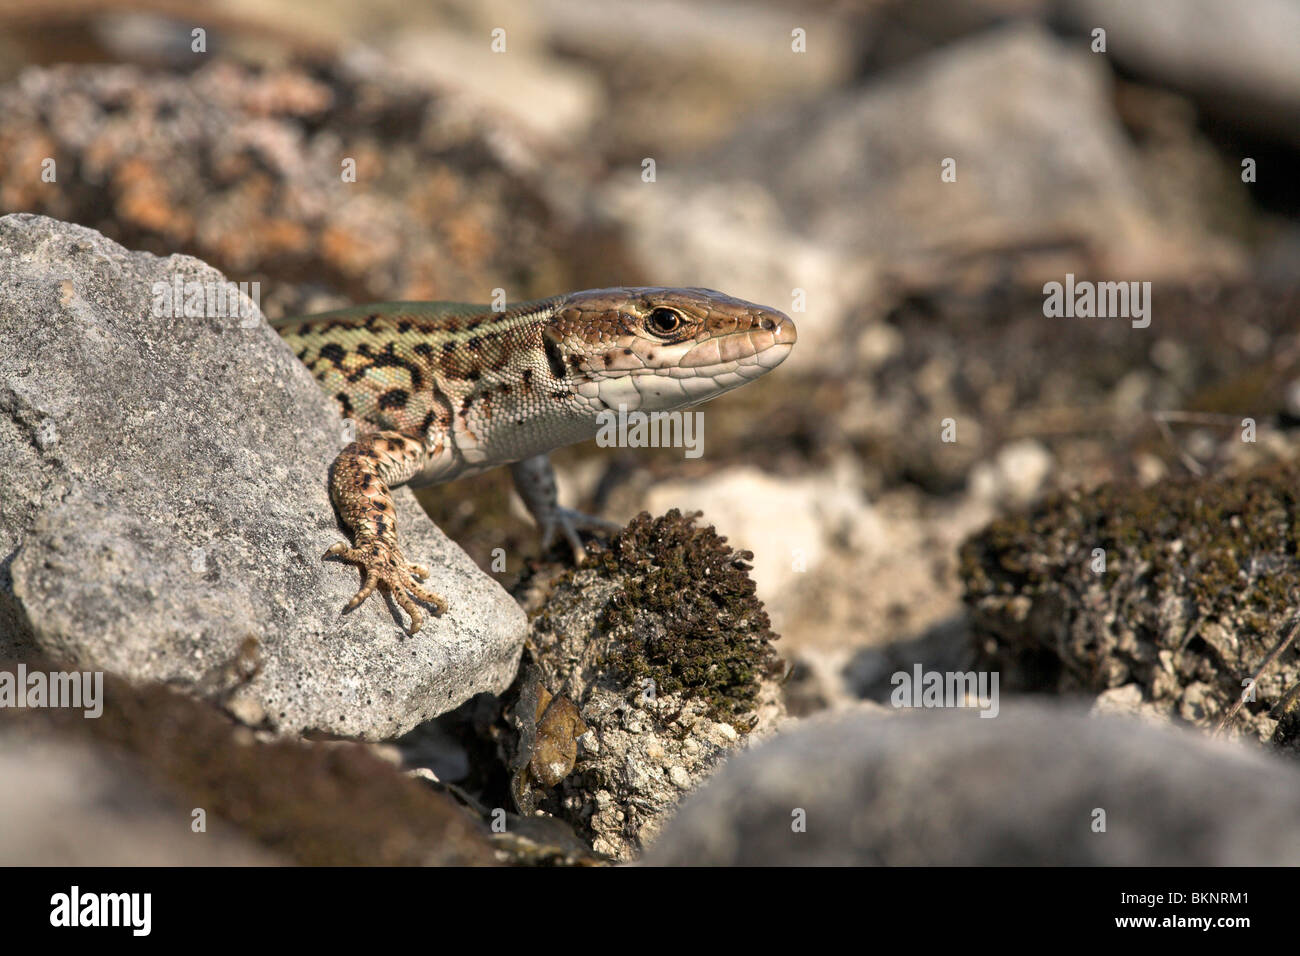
left=646, top=307, right=683, bottom=336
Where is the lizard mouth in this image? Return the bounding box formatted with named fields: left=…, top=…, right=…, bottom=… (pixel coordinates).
left=681, top=314, right=790, bottom=374
left=589, top=314, right=797, bottom=411
left=675, top=312, right=797, bottom=376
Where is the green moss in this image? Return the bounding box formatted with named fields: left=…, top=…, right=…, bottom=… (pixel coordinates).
left=961, top=458, right=1300, bottom=704
left=966, top=459, right=1300, bottom=609
left=589, top=509, right=779, bottom=721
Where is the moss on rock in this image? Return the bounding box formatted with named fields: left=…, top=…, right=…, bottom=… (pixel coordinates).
left=961, top=459, right=1300, bottom=741
left=589, top=509, right=780, bottom=718
left=515, top=509, right=785, bottom=860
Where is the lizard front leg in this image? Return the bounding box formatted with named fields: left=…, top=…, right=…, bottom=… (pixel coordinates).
left=324, top=429, right=447, bottom=633
left=510, top=454, right=621, bottom=562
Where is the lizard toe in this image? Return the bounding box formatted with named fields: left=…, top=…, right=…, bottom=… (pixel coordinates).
left=326, top=540, right=447, bottom=628
left=549, top=507, right=621, bottom=563
left=392, top=589, right=424, bottom=634
left=345, top=569, right=379, bottom=611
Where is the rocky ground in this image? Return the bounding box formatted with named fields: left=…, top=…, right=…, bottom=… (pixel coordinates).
left=1, top=0, right=1299, bottom=865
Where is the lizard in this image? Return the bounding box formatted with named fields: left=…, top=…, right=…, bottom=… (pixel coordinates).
left=272, top=287, right=797, bottom=633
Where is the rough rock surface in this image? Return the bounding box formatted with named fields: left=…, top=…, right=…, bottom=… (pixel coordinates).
left=961, top=458, right=1300, bottom=742
left=511, top=510, right=785, bottom=861
left=0, top=61, right=585, bottom=316
left=0, top=214, right=526, bottom=739
left=644, top=704, right=1300, bottom=865
left=703, top=20, right=1244, bottom=277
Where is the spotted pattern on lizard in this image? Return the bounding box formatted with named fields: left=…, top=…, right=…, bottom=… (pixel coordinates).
left=274, top=288, right=797, bottom=633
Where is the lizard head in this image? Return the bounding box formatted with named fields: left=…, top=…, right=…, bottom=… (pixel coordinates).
left=549, top=287, right=797, bottom=412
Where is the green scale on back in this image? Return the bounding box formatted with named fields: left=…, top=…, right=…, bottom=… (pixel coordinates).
left=273, top=298, right=564, bottom=441
left=273, top=288, right=797, bottom=633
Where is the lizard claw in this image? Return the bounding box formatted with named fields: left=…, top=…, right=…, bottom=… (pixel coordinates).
left=324, top=540, right=447, bottom=634
left=539, top=508, right=622, bottom=563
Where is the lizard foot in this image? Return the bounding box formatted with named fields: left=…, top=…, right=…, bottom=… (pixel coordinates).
left=539, top=508, right=623, bottom=563
left=324, top=540, right=447, bottom=634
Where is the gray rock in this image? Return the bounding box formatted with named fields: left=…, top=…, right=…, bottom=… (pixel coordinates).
left=0, top=214, right=526, bottom=739
left=1057, top=0, right=1300, bottom=147
left=643, top=704, right=1300, bottom=865
left=708, top=22, right=1237, bottom=275
left=0, top=726, right=281, bottom=865
left=602, top=22, right=1245, bottom=360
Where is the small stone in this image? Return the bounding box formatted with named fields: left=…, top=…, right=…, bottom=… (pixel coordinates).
left=406, top=767, right=439, bottom=785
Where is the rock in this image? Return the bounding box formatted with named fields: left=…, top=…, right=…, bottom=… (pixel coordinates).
left=1090, top=683, right=1169, bottom=725
left=511, top=510, right=785, bottom=861
left=1057, top=0, right=1300, bottom=147
left=381, top=29, right=603, bottom=141
left=0, top=214, right=526, bottom=739
left=600, top=22, right=1247, bottom=362
left=739, top=480, right=989, bottom=662
left=640, top=463, right=878, bottom=634
left=968, top=438, right=1054, bottom=508
left=0, top=725, right=282, bottom=866
left=1, top=667, right=500, bottom=865
left=856, top=0, right=1055, bottom=73
left=716, top=22, right=1243, bottom=278
left=961, top=458, right=1300, bottom=742
left=0, top=60, right=589, bottom=314
left=535, top=0, right=862, bottom=161
left=643, top=704, right=1300, bottom=865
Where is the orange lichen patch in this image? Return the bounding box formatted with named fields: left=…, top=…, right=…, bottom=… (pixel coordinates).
left=240, top=70, right=335, bottom=118
left=0, top=60, right=594, bottom=318
left=115, top=157, right=193, bottom=240
left=0, top=132, right=57, bottom=208
left=411, top=168, right=467, bottom=219
left=210, top=149, right=256, bottom=183
left=398, top=262, right=445, bottom=301
left=255, top=218, right=312, bottom=257
left=443, top=211, right=496, bottom=269
left=349, top=144, right=388, bottom=182
left=320, top=222, right=384, bottom=276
